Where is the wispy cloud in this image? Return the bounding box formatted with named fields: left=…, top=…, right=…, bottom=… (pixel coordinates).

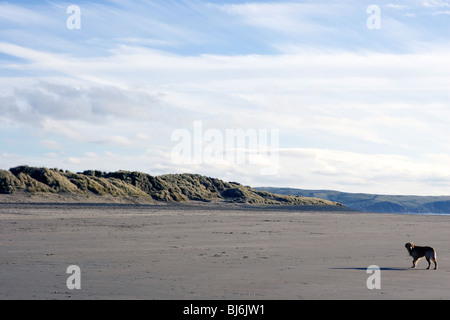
left=423, top=0, right=450, bottom=7
left=220, top=2, right=340, bottom=34
left=385, top=4, right=409, bottom=10
left=0, top=3, right=54, bottom=26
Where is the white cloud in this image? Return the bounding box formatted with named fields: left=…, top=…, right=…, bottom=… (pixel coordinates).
left=0, top=3, right=55, bottom=26
left=274, top=148, right=450, bottom=195
left=40, top=140, right=62, bottom=150
left=67, top=157, right=82, bottom=165
left=0, top=80, right=166, bottom=126
left=385, top=4, right=409, bottom=10
left=423, top=0, right=450, bottom=7
left=431, top=10, right=450, bottom=14
left=95, top=133, right=153, bottom=148
left=220, top=2, right=337, bottom=35
left=44, top=152, right=59, bottom=158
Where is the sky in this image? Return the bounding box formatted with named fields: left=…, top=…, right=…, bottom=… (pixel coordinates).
left=1, top=0, right=450, bottom=195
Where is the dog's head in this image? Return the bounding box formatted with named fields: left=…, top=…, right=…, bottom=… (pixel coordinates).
left=405, top=242, right=415, bottom=252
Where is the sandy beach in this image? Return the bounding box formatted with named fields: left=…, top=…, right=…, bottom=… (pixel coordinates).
left=1, top=203, right=449, bottom=300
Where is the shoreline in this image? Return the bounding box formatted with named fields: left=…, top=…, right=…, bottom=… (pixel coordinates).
left=1, top=200, right=448, bottom=216
left=0, top=201, right=353, bottom=212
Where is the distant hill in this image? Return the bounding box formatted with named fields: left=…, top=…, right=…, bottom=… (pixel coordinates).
left=0, top=166, right=344, bottom=207
left=256, top=187, right=450, bottom=214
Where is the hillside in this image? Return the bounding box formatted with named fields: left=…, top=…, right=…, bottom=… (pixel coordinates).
left=256, top=187, right=450, bottom=214
left=0, top=166, right=344, bottom=207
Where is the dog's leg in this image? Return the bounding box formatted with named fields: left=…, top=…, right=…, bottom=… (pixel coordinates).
left=426, top=257, right=431, bottom=269
left=412, top=258, right=418, bottom=268
left=433, top=258, right=438, bottom=270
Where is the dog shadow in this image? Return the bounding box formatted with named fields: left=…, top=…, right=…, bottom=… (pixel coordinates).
left=329, top=267, right=409, bottom=271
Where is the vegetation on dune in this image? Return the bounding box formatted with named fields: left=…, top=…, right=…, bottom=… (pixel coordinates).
left=0, top=166, right=344, bottom=206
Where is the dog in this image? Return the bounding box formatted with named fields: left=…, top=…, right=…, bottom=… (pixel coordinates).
left=405, top=242, right=438, bottom=270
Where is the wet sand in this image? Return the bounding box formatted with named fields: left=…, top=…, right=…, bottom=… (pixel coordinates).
left=1, top=203, right=449, bottom=300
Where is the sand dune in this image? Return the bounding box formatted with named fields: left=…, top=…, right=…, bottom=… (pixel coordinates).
left=0, top=166, right=344, bottom=206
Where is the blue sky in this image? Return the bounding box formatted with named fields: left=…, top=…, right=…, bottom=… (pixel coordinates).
left=1, top=0, right=450, bottom=195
